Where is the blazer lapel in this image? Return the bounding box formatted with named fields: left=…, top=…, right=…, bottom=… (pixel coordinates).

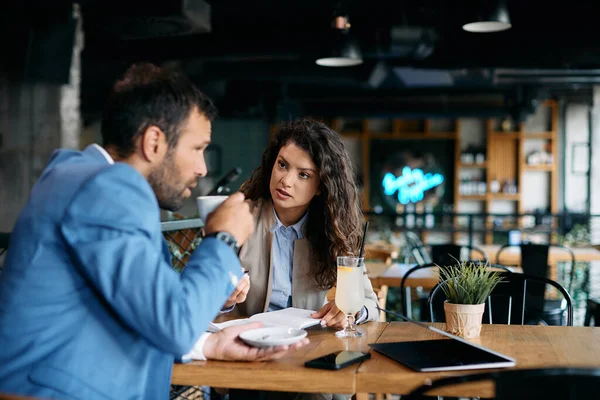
left=260, top=200, right=276, bottom=313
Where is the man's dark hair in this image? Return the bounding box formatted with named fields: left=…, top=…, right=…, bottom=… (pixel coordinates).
left=101, top=63, right=217, bottom=158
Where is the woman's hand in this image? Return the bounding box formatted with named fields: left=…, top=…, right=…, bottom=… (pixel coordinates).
left=223, top=273, right=250, bottom=309
left=311, top=300, right=348, bottom=330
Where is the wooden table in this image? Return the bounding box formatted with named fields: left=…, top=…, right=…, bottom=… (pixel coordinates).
left=478, top=244, right=600, bottom=283
left=478, top=244, right=600, bottom=266
left=367, top=262, right=521, bottom=290
left=357, top=322, right=600, bottom=397
left=172, top=322, right=387, bottom=394
left=171, top=322, right=600, bottom=398
left=367, top=262, right=438, bottom=290
left=367, top=262, right=523, bottom=318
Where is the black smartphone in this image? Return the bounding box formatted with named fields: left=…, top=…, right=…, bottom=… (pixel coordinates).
left=304, top=351, right=371, bottom=370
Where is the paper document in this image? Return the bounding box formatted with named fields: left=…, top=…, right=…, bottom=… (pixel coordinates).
left=208, top=307, right=319, bottom=332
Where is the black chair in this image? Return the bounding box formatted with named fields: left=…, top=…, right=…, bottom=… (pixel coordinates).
left=406, top=368, right=600, bottom=400
left=496, top=243, right=576, bottom=325
left=403, top=231, right=432, bottom=265
left=0, top=232, right=9, bottom=256
left=161, top=218, right=204, bottom=272
left=0, top=232, right=9, bottom=273
left=584, top=297, right=600, bottom=327
left=400, top=262, right=438, bottom=318
left=429, top=271, right=574, bottom=326
left=400, top=260, right=508, bottom=319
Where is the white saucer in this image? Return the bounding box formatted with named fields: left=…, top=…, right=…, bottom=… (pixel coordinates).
left=239, top=327, right=307, bottom=348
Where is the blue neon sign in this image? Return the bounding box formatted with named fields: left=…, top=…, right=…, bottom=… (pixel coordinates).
left=382, top=166, right=444, bottom=204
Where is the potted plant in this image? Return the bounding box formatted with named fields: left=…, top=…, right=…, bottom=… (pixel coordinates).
left=438, top=261, right=505, bottom=339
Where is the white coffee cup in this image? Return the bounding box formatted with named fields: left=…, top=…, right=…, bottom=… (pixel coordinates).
left=196, top=195, right=229, bottom=222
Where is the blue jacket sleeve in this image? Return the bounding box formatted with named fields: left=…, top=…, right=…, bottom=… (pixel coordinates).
left=60, top=164, right=242, bottom=356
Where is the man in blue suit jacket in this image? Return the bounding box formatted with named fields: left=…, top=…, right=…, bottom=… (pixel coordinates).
left=0, top=64, right=307, bottom=399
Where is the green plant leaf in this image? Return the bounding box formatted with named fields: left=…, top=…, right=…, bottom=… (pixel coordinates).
left=437, top=260, right=505, bottom=305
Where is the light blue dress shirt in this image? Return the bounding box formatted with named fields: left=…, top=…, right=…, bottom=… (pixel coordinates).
left=266, top=207, right=368, bottom=322
left=268, top=208, right=308, bottom=311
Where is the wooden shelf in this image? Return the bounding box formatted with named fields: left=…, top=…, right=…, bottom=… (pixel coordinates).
left=452, top=100, right=558, bottom=244
left=457, top=195, right=487, bottom=200
left=458, top=163, right=487, bottom=169
left=458, top=193, right=521, bottom=201
left=488, top=193, right=520, bottom=201
left=427, top=131, right=458, bottom=137
left=370, top=132, right=456, bottom=140
left=523, top=164, right=554, bottom=171
left=521, top=132, right=554, bottom=139
left=490, top=132, right=520, bottom=139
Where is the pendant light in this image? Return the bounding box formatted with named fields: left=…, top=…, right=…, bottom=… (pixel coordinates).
left=463, top=1, right=512, bottom=33
left=316, top=15, right=363, bottom=67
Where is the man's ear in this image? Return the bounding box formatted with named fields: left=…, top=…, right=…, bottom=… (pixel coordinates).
left=140, top=125, right=168, bottom=162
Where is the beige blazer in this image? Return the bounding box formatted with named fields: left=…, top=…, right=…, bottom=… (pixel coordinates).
left=234, top=198, right=379, bottom=322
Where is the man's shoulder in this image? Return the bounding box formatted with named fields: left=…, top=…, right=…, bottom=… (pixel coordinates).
left=63, top=162, right=158, bottom=224
left=76, top=163, right=155, bottom=206
left=59, top=164, right=160, bottom=237
left=46, top=146, right=101, bottom=169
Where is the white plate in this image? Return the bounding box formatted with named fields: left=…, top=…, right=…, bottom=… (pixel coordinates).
left=238, top=327, right=307, bottom=348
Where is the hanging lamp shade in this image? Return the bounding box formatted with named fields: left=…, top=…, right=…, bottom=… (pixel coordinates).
left=316, top=15, right=363, bottom=67
left=463, top=1, right=512, bottom=33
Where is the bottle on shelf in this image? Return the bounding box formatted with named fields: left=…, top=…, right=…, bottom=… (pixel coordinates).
left=425, top=204, right=435, bottom=229
left=460, top=146, right=475, bottom=164
left=475, top=147, right=486, bottom=164
left=415, top=202, right=424, bottom=228
left=405, top=203, right=415, bottom=229
left=490, top=178, right=500, bottom=194
left=478, top=181, right=487, bottom=195
left=395, top=203, right=404, bottom=227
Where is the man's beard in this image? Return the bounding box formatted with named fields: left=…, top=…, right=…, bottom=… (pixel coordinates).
left=148, top=152, right=192, bottom=212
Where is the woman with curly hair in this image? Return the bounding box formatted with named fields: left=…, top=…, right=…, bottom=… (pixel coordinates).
left=234, top=118, right=379, bottom=331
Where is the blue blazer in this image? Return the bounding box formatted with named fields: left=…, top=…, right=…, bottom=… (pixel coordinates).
left=0, top=145, right=242, bottom=399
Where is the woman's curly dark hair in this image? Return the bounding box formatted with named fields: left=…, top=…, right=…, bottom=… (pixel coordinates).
left=240, top=118, right=364, bottom=289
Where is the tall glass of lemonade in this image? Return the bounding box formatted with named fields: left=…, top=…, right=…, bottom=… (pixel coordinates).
left=335, top=256, right=365, bottom=338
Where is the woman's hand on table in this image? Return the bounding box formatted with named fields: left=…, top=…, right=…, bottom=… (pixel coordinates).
left=222, top=272, right=250, bottom=309
left=311, top=301, right=348, bottom=330
left=203, top=322, right=309, bottom=361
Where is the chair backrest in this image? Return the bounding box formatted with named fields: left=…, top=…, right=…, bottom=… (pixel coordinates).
left=403, top=231, right=432, bottom=265
left=400, top=262, right=438, bottom=316
left=160, top=219, right=204, bottom=271
left=400, top=260, right=507, bottom=318
left=0, top=232, right=9, bottom=273
left=430, top=243, right=489, bottom=266
left=406, top=368, right=600, bottom=400
left=428, top=270, right=573, bottom=326
left=496, top=243, right=577, bottom=292
left=0, top=232, right=9, bottom=257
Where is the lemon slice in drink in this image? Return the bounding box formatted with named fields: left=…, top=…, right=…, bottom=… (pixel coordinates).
left=337, top=266, right=354, bottom=272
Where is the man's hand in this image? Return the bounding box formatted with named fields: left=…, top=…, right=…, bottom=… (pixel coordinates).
left=223, top=273, right=250, bottom=309
left=205, top=192, right=254, bottom=246
left=203, top=322, right=309, bottom=361
left=311, top=301, right=348, bottom=330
